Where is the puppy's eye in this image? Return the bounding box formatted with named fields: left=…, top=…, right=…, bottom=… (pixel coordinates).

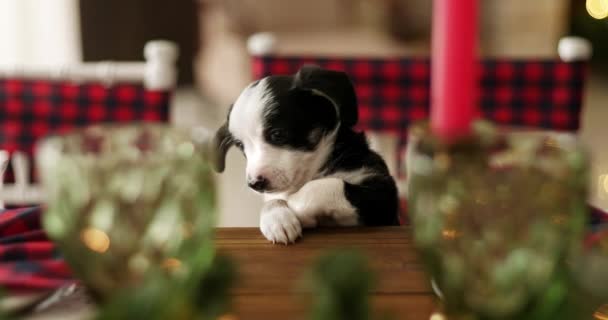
left=234, top=140, right=244, bottom=150
left=268, top=129, right=287, bottom=144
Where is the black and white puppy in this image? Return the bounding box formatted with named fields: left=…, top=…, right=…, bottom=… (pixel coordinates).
left=213, top=65, right=399, bottom=244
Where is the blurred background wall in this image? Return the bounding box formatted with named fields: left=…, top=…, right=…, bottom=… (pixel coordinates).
left=0, top=0, right=82, bottom=65
left=196, top=0, right=572, bottom=107
left=80, top=0, right=199, bottom=85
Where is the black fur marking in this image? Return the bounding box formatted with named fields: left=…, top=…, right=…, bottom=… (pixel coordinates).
left=344, top=178, right=399, bottom=226
left=322, top=128, right=400, bottom=226
left=212, top=123, right=233, bottom=173
left=212, top=104, right=236, bottom=173
left=261, top=76, right=338, bottom=151
left=294, top=65, right=358, bottom=128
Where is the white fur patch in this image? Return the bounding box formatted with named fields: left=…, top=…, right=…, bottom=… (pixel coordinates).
left=287, top=178, right=359, bottom=228
left=325, top=168, right=375, bottom=185
left=259, top=200, right=302, bottom=244
left=229, top=79, right=270, bottom=151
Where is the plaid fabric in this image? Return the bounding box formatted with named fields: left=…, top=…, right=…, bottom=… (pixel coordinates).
left=0, top=207, right=73, bottom=290
left=0, top=79, right=171, bottom=183
left=252, top=56, right=587, bottom=137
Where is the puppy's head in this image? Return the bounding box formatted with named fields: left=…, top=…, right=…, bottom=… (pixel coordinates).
left=212, top=65, right=358, bottom=194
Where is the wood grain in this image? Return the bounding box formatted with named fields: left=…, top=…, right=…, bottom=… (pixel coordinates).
left=216, top=227, right=436, bottom=319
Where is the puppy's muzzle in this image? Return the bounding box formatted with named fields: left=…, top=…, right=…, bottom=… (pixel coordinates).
left=248, top=176, right=270, bottom=192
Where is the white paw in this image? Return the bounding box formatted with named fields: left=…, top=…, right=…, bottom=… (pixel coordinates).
left=260, top=200, right=302, bottom=244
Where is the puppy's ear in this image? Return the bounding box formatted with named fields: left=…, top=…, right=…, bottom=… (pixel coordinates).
left=212, top=121, right=233, bottom=173
left=294, top=65, right=358, bottom=127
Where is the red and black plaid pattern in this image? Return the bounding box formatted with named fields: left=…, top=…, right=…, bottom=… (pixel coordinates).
left=252, top=56, right=587, bottom=137
left=0, top=79, right=171, bottom=183
left=0, top=207, right=73, bottom=290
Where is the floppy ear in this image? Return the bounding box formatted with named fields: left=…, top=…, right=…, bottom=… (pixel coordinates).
left=294, top=65, right=358, bottom=127
left=212, top=121, right=233, bottom=173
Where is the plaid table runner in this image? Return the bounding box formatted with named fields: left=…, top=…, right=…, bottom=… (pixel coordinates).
left=252, top=56, right=587, bottom=140
left=0, top=79, right=171, bottom=183
left=0, top=205, right=605, bottom=291
left=0, top=207, right=73, bottom=291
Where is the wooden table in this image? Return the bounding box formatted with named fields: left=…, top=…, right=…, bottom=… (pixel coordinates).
left=21, top=227, right=436, bottom=319
left=217, top=227, right=436, bottom=319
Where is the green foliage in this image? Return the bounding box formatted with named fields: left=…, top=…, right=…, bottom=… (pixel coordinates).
left=306, top=250, right=377, bottom=320
left=194, top=254, right=237, bottom=318
left=96, top=253, right=236, bottom=320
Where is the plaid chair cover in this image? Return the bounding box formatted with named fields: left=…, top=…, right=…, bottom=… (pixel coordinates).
left=0, top=79, right=171, bottom=182
left=252, top=56, right=587, bottom=143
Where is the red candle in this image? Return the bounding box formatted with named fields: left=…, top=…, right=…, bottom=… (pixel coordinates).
left=431, top=0, right=479, bottom=140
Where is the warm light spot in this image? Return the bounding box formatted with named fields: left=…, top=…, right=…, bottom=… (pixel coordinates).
left=594, top=304, right=608, bottom=320
left=602, top=174, right=608, bottom=194
left=81, top=228, right=110, bottom=253
left=587, top=0, right=608, bottom=19
left=430, top=312, right=446, bottom=320
left=442, top=229, right=458, bottom=240
left=598, top=174, right=608, bottom=199
left=218, top=314, right=238, bottom=320
left=162, top=258, right=182, bottom=272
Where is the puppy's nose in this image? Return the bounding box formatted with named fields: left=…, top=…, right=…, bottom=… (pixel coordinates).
left=248, top=176, right=269, bottom=192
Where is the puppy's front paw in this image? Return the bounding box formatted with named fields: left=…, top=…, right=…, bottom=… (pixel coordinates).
left=260, top=200, right=302, bottom=244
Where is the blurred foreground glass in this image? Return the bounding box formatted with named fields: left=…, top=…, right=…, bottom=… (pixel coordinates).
left=574, top=223, right=608, bottom=320
left=36, top=124, right=216, bottom=300
left=406, top=122, right=590, bottom=319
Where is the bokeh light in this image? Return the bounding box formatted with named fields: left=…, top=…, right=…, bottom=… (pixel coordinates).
left=162, top=258, right=182, bottom=272
left=81, top=228, right=110, bottom=253
left=599, top=174, right=608, bottom=198
left=595, top=304, right=608, bottom=320
left=587, top=0, right=608, bottom=19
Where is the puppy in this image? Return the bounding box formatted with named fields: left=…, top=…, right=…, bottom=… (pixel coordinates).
left=213, top=65, right=399, bottom=244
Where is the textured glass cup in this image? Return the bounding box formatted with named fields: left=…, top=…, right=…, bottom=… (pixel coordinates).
left=406, top=122, right=589, bottom=318
left=572, top=223, right=608, bottom=315
left=36, top=124, right=216, bottom=300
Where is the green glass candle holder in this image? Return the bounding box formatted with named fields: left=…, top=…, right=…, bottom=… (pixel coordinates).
left=571, top=224, right=608, bottom=315
left=406, top=121, right=589, bottom=319
left=36, top=123, right=216, bottom=300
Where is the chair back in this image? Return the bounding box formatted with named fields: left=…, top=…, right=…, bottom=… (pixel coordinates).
left=0, top=40, right=179, bottom=206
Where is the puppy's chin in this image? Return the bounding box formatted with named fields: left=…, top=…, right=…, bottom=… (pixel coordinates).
left=264, top=179, right=307, bottom=196
left=261, top=185, right=299, bottom=196
left=283, top=169, right=312, bottom=194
